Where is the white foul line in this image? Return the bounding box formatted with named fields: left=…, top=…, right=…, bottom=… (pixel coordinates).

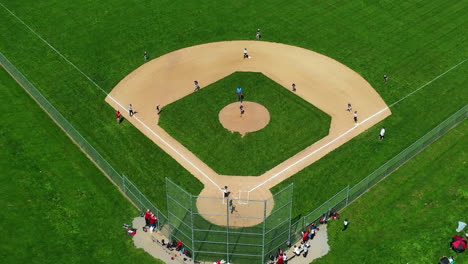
left=109, top=96, right=221, bottom=190
left=0, top=2, right=107, bottom=95
left=389, top=58, right=468, bottom=108
left=249, top=57, right=468, bottom=192
left=1, top=2, right=221, bottom=190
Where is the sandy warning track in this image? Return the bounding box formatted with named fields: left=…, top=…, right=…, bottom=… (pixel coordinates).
left=106, top=41, right=391, bottom=227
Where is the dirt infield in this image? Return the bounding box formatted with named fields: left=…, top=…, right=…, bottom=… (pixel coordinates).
left=106, top=41, right=391, bottom=227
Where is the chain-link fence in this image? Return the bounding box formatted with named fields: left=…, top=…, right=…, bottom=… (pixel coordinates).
left=290, top=104, right=468, bottom=241
left=0, top=52, right=170, bottom=237
left=166, top=178, right=293, bottom=264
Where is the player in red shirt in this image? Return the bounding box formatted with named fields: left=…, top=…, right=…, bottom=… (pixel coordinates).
left=276, top=254, right=284, bottom=264
left=116, top=110, right=121, bottom=124
left=144, top=209, right=152, bottom=227
left=176, top=240, right=183, bottom=251
left=149, top=214, right=157, bottom=230
left=302, top=230, right=309, bottom=243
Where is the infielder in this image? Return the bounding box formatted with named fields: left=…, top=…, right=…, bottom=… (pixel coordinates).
left=193, top=80, right=200, bottom=91
left=243, top=48, right=249, bottom=59
left=129, top=104, right=134, bottom=117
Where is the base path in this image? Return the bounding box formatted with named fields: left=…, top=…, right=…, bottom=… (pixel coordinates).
left=106, top=41, right=391, bottom=227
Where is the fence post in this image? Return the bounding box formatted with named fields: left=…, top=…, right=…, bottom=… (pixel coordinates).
left=122, top=174, right=126, bottom=194
left=288, top=184, right=294, bottom=242
left=262, top=199, right=267, bottom=264
left=165, top=178, right=172, bottom=240
left=346, top=185, right=350, bottom=206
left=190, top=195, right=195, bottom=261
left=226, top=197, right=230, bottom=263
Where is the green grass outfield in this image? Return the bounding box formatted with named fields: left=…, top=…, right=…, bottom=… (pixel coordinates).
left=159, top=72, right=330, bottom=176
left=0, top=68, right=164, bottom=263
left=0, top=0, right=467, bottom=239
left=314, top=120, right=467, bottom=264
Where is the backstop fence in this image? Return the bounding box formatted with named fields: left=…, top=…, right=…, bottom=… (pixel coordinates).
left=166, top=178, right=293, bottom=263
left=2, top=50, right=466, bottom=263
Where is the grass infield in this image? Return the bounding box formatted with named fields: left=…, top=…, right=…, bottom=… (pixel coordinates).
left=159, top=72, right=330, bottom=176
left=0, top=68, right=164, bottom=263
left=315, top=121, right=467, bottom=264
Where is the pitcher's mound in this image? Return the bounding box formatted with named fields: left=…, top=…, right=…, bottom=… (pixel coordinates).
left=218, top=101, right=270, bottom=136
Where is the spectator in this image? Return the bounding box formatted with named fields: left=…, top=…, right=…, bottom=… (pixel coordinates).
left=308, top=229, right=316, bottom=240
left=276, top=254, right=284, bottom=264
left=176, top=240, right=183, bottom=251
left=448, top=256, right=455, bottom=264
left=302, top=243, right=309, bottom=257
left=149, top=214, right=157, bottom=232
left=144, top=209, right=152, bottom=227
left=331, top=212, right=340, bottom=219
left=302, top=230, right=309, bottom=243
left=319, top=214, right=327, bottom=224
left=309, top=222, right=318, bottom=231
left=293, top=245, right=300, bottom=256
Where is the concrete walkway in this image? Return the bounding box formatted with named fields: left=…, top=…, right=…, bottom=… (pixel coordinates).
left=131, top=217, right=193, bottom=264
left=131, top=216, right=330, bottom=264
left=283, top=225, right=330, bottom=264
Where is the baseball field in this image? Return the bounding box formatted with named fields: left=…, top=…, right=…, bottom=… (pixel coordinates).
left=1, top=0, right=467, bottom=263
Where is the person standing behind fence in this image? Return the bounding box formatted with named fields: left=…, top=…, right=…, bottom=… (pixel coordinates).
left=149, top=213, right=157, bottom=232
left=144, top=209, right=152, bottom=227
left=302, top=243, right=309, bottom=257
